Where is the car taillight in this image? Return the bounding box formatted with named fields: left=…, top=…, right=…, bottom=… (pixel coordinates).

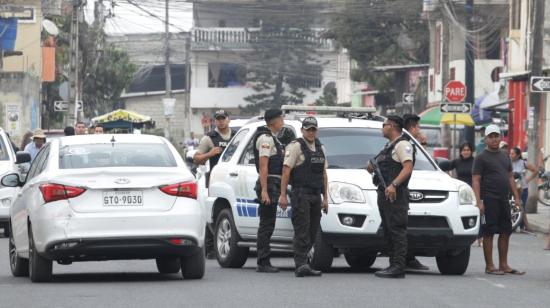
left=160, top=182, right=197, bottom=199
left=39, top=183, right=86, bottom=203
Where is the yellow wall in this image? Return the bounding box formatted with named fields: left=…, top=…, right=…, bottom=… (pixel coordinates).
left=2, top=1, right=42, bottom=78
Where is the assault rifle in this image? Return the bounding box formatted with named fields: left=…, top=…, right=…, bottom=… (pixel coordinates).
left=369, top=159, right=387, bottom=190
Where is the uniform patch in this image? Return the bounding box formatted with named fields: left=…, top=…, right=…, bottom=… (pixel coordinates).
left=261, top=142, right=271, bottom=149
left=405, top=146, right=412, bottom=154
left=285, top=151, right=291, bottom=157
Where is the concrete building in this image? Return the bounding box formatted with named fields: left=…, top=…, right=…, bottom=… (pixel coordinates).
left=0, top=0, right=43, bottom=142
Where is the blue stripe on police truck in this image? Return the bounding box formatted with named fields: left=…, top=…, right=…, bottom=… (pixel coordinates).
left=235, top=198, right=291, bottom=218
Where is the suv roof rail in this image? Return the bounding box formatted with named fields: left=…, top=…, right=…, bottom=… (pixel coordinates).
left=281, top=105, right=383, bottom=122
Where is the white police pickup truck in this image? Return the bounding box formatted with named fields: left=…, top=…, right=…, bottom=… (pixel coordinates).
left=201, top=106, right=479, bottom=275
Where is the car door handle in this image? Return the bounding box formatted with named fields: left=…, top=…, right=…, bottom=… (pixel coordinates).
left=229, top=172, right=239, bottom=177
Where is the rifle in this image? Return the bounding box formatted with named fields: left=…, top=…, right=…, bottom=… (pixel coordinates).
left=369, top=159, right=387, bottom=190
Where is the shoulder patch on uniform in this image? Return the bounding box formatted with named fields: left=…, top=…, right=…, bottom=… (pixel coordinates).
left=261, top=142, right=271, bottom=149
left=405, top=146, right=412, bottom=154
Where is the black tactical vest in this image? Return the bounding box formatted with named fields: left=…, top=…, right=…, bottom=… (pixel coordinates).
left=374, top=135, right=416, bottom=191
left=252, top=126, right=284, bottom=175
left=208, top=129, right=235, bottom=169
left=290, top=138, right=325, bottom=191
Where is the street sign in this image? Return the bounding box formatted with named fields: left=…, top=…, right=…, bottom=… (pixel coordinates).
left=440, top=103, right=471, bottom=114
left=444, top=80, right=467, bottom=102
left=54, top=100, right=82, bottom=112
left=530, top=76, right=550, bottom=92
left=402, top=92, right=414, bottom=104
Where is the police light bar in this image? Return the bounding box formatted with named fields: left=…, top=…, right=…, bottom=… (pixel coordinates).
left=281, top=105, right=377, bottom=113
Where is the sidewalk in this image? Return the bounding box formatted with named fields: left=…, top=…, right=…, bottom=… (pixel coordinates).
left=526, top=203, right=550, bottom=234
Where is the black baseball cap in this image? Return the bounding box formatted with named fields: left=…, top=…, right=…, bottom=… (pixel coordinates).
left=386, top=115, right=404, bottom=129
left=302, top=116, right=318, bottom=129
left=264, top=109, right=283, bottom=123
left=214, top=109, right=229, bottom=119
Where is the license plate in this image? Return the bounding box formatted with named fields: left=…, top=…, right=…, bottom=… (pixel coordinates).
left=102, top=191, right=143, bottom=207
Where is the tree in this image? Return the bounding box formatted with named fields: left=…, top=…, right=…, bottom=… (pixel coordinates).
left=242, top=1, right=324, bottom=113
left=327, top=0, right=429, bottom=98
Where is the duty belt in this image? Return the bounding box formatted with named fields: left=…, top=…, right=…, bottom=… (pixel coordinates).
left=291, top=187, right=322, bottom=195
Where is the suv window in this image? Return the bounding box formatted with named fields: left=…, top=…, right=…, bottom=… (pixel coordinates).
left=221, top=129, right=248, bottom=162
left=26, top=145, right=50, bottom=181
left=317, top=127, right=437, bottom=171
left=0, top=135, right=10, bottom=161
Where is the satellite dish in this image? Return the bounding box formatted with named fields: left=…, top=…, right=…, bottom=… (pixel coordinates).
left=42, top=19, right=59, bottom=36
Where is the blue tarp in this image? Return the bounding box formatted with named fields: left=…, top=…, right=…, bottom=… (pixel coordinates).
left=0, top=18, right=18, bottom=51
left=472, top=95, right=493, bottom=125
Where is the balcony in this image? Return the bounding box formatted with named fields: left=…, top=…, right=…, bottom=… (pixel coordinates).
left=191, top=27, right=334, bottom=51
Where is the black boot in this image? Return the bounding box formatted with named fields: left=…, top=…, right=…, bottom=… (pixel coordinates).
left=406, top=258, right=429, bottom=270
left=295, top=265, right=322, bottom=277
left=374, top=265, right=405, bottom=278
left=256, top=264, right=279, bottom=273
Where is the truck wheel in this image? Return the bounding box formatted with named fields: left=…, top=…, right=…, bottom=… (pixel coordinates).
left=214, top=209, right=249, bottom=268
left=344, top=253, right=377, bottom=269
left=309, top=229, right=334, bottom=271
left=436, top=247, right=470, bottom=275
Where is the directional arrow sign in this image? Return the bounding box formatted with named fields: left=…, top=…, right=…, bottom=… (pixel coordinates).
left=440, top=103, right=472, bottom=114
left=403, top=93, right=414, bottom=104
left=54, top=100, right=68, bottom=112
left=530, top=76, right=550, bottom=92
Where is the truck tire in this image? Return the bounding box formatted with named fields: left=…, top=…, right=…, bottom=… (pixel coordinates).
left=214, top=209, right=249, bottom=268
left=344, top=253, right=377, bottom=269
left=309, top=229, right=334, bottom=271
left=436, top=247, right=470, bottom=275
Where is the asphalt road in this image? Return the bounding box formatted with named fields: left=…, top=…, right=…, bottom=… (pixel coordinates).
left=1, top=233, right=549, bottom=308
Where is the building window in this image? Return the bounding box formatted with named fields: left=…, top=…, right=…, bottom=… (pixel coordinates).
left=293, top=66, right=323, bottom=89
left=485, top=31, right=501, bottom=59
left=208, top=63, right=246, bottom=88
left=511, top=0, right=521, bottom=30
left=450, top=67, right=455, bottom=80
left=429, top=75, right=434, bottom=92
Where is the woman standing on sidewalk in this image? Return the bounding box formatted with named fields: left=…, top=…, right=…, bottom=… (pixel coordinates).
left=444, top=142, right=475, bottom=186
left=510, top=147, right=538, bottom=232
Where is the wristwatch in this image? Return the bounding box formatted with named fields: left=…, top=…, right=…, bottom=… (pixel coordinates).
left=391, top=181, right=399, bottom=188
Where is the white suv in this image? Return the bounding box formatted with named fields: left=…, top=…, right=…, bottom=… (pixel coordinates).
left=0, top=128, right=22, bottom=237
left=202, top=109, right=479, bottom=275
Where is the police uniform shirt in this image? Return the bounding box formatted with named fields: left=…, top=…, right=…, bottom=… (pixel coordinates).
left=284, top=140, right=328, bottom=169
left=196, top=129, right=233, bottom=154
left=255, top=133, right=278, bottom=158
left=390, top=139, right=414, bottom=164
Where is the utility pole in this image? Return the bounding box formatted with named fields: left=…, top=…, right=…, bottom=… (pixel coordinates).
left=67, top=0, right=83, bottom=126
left=184, top=36, right=191, bottom=139
left=164, top=0, right=172, bottom=140
left=526, top=0, right=546, bottom=213
left=464, top=0, right=475, bottom=147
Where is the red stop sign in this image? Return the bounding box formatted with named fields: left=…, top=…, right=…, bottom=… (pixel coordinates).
left=444, top=80, right=467, bottom=102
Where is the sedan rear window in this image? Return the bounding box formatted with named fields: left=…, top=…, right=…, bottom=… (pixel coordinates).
left=318, top=127, right=437, bottom=171
left=59, top=143, right=177, bottom=169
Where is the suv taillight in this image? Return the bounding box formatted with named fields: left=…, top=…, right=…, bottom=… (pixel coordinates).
left=39, top=183, right=86, bottom=203
left=160, top=182, right=197, bottom=199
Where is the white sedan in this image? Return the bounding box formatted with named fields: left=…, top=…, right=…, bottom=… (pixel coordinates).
left=2, top=134, right=205, bottom=282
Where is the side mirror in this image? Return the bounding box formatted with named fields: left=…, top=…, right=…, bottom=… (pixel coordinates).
left=15, top=151, right=31, bottom=164
left=1, top=173, right=22, bottom=187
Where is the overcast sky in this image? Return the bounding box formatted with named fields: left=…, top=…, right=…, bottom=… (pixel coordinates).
left=85, top=0, right=193, bottom=35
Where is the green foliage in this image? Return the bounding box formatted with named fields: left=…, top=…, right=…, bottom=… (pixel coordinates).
left=242, top=2, right=323, bottom=113
left=328, top=0, right=429, bottom=95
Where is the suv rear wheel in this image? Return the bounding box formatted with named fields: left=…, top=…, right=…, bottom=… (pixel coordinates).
left=436, top=247, right=470, bottom=275
left=214, top=209, right=249, bottom=268
left=29, top=226, right=53, bottom=282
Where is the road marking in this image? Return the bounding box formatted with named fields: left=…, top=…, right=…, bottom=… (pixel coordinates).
left=475, top=277, right=506, bottom=288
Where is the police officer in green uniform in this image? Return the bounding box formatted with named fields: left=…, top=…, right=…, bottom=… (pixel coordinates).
left=194, top=109, right=236, bottom=259
left=367, top=115, right=415, bottom=278
left=280, top=117, right=328, bottom=277
left=253, top=109, right=286, bottom=273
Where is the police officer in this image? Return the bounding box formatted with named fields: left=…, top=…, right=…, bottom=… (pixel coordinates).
left=194, top=109, right=236, bottom=259
left=253, top=109, right=286, bottom=273
left=280, top=116, right=328, bottom=277
left=401, top=114, right=429, bottom=271
left=367, top=115, right=414, bottom=279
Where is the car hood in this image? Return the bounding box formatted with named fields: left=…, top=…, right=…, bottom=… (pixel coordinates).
left=0, top=161, right=15, bottom=175
left=326, top=169, right=460, bottom=192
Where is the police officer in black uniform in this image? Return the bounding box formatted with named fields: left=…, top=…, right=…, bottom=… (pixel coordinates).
left=253, top=109, right=286, bottom=273
left=194, top=109, right=236, bottom=259
left=367, top=115, right=415, bottom=278
left=280, top=117, right=328, bottom=277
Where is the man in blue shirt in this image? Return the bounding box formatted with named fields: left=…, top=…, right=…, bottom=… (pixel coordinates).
left=24, top=129, right=46, bottom=161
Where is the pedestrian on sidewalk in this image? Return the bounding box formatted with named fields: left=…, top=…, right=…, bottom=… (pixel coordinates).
left=509, top=147, right=538, bottom=232
left=472, top=125, right=525, bottom=275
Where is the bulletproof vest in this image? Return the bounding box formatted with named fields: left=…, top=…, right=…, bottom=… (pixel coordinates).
left=374, top=135, right=416, bottom=190
left=252, top=126, right=284, bottom=175
left=208, top=129, right=236, bottom=169
left=290, top=138, right=325, bottom=190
